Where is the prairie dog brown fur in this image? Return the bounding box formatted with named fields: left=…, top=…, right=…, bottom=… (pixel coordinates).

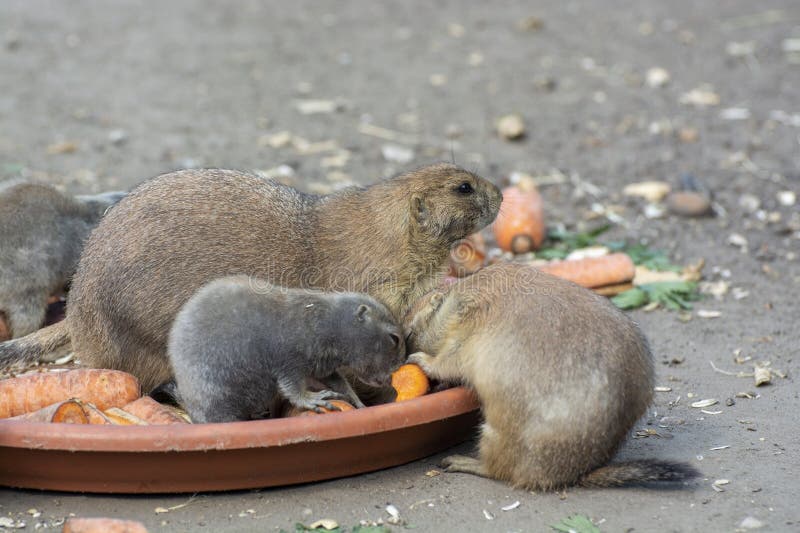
left=168, top=276, right=405, bottom=423
left=0, top=180, right=125, bottom=340
left=403, top=262, right=698, bottom=490
left=0, top=164, right=500, bottom=391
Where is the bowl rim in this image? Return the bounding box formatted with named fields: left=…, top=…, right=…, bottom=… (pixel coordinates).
left=0, top=386, right=480, bottom=453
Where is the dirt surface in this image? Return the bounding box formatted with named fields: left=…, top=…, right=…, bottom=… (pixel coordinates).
left=1, top=0, right=799, bottom=531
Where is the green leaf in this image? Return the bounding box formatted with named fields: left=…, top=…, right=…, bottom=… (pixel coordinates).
left=550, top=514, right=602, bottom=533
left=1, top=163, right=25, bottom=177
left=641, top=281, right=699, bottom=310
left=537, top=247, right=569, bottom=260
left=618, top=243, right=681, bottom=272
left=613, top=281, right=700, bottom=311
left=537, top=225, right=612, bottom=259
left=351, top=526, right=392, bottom=533
left=611, top=287, right=648, bottom=309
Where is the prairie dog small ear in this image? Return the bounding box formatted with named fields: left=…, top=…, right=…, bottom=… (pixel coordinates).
left=356, top=304, right=370, bottom=320
left=411, top=194, right=429, bottom=225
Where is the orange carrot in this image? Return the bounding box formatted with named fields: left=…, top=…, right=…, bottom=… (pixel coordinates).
left=63, top=517, right=149, bottom=533
left=0, top=369, right=140, bottom=419
left=392, top=364, right=431, bottom=402
left=537, top=253, right=636, bottom=289
left=290, top=399, right=357, bottom=417
left=593, top=282, right=635, bottom=296
left=492, top=184, right=545, bottom=253
left=448, top=233, right=487, bottom=277
left=83, top=402, right=114, bottom=424
left=121, top=396, right=188, bottom=425
left=8, top=399, right=89, bottom=424
left=103, top=408, right=147, bottom=425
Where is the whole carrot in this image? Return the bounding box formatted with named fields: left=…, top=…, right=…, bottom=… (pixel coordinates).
left=537, top=253, right=636, bottom=289
left=63, top=517, right=149, bottom=533
left=121, top=396, right=188, bottom=425
left=492, top=184, right=545, bottom=253
left=0, top=368, right=140, bottom=419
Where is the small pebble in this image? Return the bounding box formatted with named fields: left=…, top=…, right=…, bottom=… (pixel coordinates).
left=445, top=123, right=463, bottom=139
left=719, top=108, right=751, bottom=120
left=666, top=191, right=712, bottom=217
left=782, top=38, right=800, bottom=53
left=727, top=233, right=748, bottom=251
left=518, top=16, right=544, bottom=31
left=658, top=416, right=685, bottom=427
left=725, top=398, right=735, bottom=406
left=739, top=194, right=761, bottom=213
left=645, top=67, right=670, bottom=88
left=680, top=87, right=720, bottom=107
left=496, top=114, right=526, bottom=140
left=677, top=127, right=699, bottom=143
left=623, top=181, right=671, bottom=203
left=644, top=203, right=666, bottom=219
left=726, top=41, right=755, bottom=57
left=381, top=144, right=415, bottom=164
left=738, top=516, right=765, bottom=529
left=108, top=129, right=128, bottom=145
left=429, top=73, right=448, bottom=87
left=777, top=190, right=796, bottom=207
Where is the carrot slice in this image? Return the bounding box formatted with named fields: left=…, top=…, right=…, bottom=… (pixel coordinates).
left=392, top=364, right=431, bottom=402
left=537, top=253, right=636, bottom=289
left=8, top=399, right=89, bottom=424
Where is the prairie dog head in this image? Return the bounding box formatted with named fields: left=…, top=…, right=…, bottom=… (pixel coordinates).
left=336, top=294, right=405, bottom=386
left=406, top=163, right=502, bottom=243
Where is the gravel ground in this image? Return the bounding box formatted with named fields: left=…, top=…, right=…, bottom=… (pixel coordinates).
left=1, top=1, right=798, bottom=531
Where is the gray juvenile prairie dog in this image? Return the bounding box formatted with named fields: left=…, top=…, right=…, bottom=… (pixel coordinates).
left=0, top=180, right=125, bottom=340
left=168, top=276, right=405, bottom=423
left=404, top=262, right=699, bottom=490
left=0, top=164, right=501, bottom=392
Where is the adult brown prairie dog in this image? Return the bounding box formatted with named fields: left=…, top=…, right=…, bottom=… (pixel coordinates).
left=0, top=180, right=125, bottom=340
left=0, top=163, right=501, bottom=392
left=403, top=262, right=698, bottom=490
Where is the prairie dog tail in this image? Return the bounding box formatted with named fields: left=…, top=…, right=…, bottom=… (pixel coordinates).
left=0, top=321, right=71, bottom=368
left=579, top=460, right=699, bottom=488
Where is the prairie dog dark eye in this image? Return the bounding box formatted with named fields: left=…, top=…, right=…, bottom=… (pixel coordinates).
left=456, top=182, right=474, bottom=194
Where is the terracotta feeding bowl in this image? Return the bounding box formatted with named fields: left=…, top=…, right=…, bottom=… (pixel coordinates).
left=0, top=386, right=480, bottom=493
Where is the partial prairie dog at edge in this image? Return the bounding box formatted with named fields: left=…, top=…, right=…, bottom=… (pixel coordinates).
left=0, top=180, right=126, bottom=340
left=403, top=262, right=699, bottom=490
left=0, top=163, right=501, bottom=392
left=168, top=276, right=406, bottom=423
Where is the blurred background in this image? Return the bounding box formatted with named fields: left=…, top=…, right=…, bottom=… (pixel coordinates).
left=1, top=1, right=798, bottom=531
